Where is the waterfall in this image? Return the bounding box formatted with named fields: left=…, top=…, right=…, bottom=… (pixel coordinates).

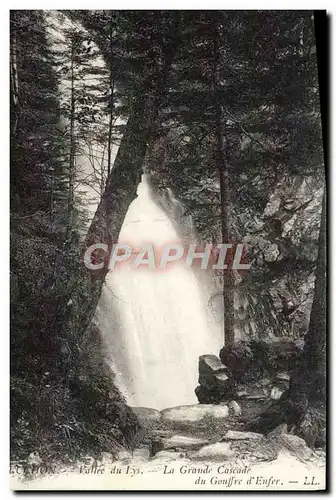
left=95, top=174, right=223, bottom=410
left=46, top=12, right=223, bottom=410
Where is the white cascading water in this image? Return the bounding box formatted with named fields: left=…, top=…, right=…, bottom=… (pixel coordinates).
left=95, top=174, right=223, bottom=410
left=46, top=12, right=223, bottom=410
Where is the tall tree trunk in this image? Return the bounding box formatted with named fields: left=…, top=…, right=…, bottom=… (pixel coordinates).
left=295, top=189, right=326, bottom=402
left=75, top=14, right=180, bottom=333
left=106, top=21, right=114, bottom=178
left=10, top=32, right=20, bottom=136
left=213, top=20, right=235, bottom=347
left=85, top=92, right=148, bottom=251
left=67, top=38, right=76, bottom=240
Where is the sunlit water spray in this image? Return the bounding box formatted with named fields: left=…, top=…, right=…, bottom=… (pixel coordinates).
left=95, top=174, right=222, bottom=410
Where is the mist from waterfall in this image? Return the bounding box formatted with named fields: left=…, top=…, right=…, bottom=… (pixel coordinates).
left=95, top=174, right=223, bottom=410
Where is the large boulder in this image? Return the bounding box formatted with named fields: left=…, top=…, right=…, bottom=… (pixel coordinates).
left=161, top=404, right=229, bottom=426
left=199, top=354, right=230, bottom=376
left=190, top=442, right=234, bottom=461
left=279, top=434, right=313, bottom=461
left=219, top=341, right=257, bottom=382
left=195, top=354, right=236, bottom=403
left=116, top=449, right=132, bottom=462
left=152, top=450, right=184, bottom=461
left=131, top=406, right=161, bottom=423
left=132, top=448, right=150, bottom=462
left=195, top=385, right=222, bottom=404
left=198, top=354, right=234, bottom=394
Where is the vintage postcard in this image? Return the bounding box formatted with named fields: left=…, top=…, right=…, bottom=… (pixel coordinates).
left=10, top=9, right=327, bottom=491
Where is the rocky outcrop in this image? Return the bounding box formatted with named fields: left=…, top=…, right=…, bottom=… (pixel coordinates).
left=194, top=340, right=302, bottom=405
left=195, top=341, right=300, bottom=411
left=195, top=355, right=235, bottom=403
left=190, top=442, right=235, bottom=461
left=149, top=153, right=324, bottom=342
left=199, top=355, right=230, bottom=387
left=279, top=434, right=313, bottom=462
left=195, top=385, right=224, bottom=404
left=161, top=404, right=230, bottom=426
left=219, top=343, right=256, bottom=382
left=220, top=338, right=303, bottom=381
left=131, top=407, right=161, bottom=423
left=152, top=450, right=185, bottom=461
left=126, top=402, right=323, bottom=467
left=132, top=448, right=151, bottom=462
left=221, top=430, right=263, bottom=441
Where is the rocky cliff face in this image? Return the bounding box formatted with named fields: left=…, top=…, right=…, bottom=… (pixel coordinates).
left=147, top=168, right=324, bottom=342
left=237, top=174, right=324, bottom=340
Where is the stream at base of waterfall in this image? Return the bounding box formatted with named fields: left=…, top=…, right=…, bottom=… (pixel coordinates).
left=95, top=174, right=223, bottom=409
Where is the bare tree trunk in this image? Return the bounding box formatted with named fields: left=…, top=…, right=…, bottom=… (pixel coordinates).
left=213, top=20, right=235, bottom=347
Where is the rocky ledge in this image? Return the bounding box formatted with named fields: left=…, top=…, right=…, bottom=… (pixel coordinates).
left=193, top=339, right=325, bottom=449
left=195, top=338, right=303, bottom=407
left=126, top=404, right=318, bottom=466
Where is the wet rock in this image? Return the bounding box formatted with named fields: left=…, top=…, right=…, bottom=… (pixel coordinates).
left=273, top=372, right=290, bottom=393
left=198, top=355, right=234, bottom=395
left=297, top=407, right=326, bottom=448
left=260, top=377, right=272, bottom=386
left=245, top=390, right=268, bottom=400
left=161, top=404, right=229, bottom=425
left=279, top=434, right=313, bottom=461
left=153, top=435, right=208, bottom=454
left=116, top=449, right=132, bottom=462
left=251, top=440, right=281, bottom=462
left=219, top=342, right=257, bottom=382
left=132, top=448, right=150, bottom=461
left=100, top=452, right=114, bottom=463
left=131, top=406, right=161, bottom=423
left=195, top=385, right=222, bottom=404
left=270, top=387, right=283, bottom=400
left=198, top=372, right=233, bottom=394
left=236, top=389, right=249, bottom=399
left=263, top=195, right=281, bottom=217
left=236, top=382, right=269, bottom=400
left=267, top=422, right=288, bottom=438
left=199, top=354, right=230, bottom=374
left=152, top=451, right=185, bottom=461
left=222, top=430, right=263, bottom=441
left=275, top=372, right=290, bottom=383
left=228, top=400, right=242, bottom=416
left=264, top=243, right=280, bottom=262
left=190, top=442, right=234, bottom=461
left=246, top=424, right=287, bottom=462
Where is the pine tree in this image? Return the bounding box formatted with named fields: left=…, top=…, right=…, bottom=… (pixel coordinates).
left=212, top=15, right=235, bottom=346
left=147, top=10, right=324, bottom=342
